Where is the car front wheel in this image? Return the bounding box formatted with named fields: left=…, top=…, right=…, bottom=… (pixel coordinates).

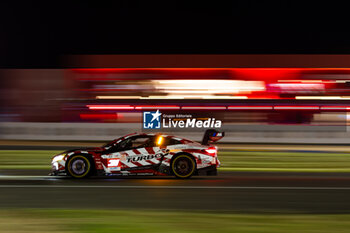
left=66, top=155, right=91, bottom=178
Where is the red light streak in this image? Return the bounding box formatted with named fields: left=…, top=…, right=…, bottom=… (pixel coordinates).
left=181, top=106, right=226, bottom=110
left=320, top=106, right=350, bottom=111
left=274, top=106, right=320, bottom=110
left=135, top=105, right=180, bottom=110
left=228, top=106, right=273, bottom=110
left=83, top=104, right=350, bottom=112
left=87, top=105, right=134, bottom=110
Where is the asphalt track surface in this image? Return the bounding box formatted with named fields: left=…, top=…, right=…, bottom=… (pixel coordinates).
left=1, top=171, right=350, bottom=213
left=2, top=143, right=350, bottom=213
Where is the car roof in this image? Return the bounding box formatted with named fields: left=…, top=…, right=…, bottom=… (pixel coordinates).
left=122, top=132, right=196, bottom=144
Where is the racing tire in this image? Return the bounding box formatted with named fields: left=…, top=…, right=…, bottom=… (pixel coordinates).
left=66, top=155, right=92, bottom=179
left=171, top=154, right=196, bottom=179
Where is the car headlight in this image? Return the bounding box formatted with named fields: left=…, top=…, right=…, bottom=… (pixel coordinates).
left=52, top=154, right=65, bottom=163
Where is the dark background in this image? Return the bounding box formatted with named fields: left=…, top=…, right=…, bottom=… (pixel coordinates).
left=0, top=1, right=349, bottom=68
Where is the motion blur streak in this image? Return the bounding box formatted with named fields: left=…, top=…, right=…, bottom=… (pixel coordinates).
left=87, top=105, right=134, bottom=110
left=135, top=105, right=180, bottom=110
left=228, top=106, right=273, bottom=110
left=181, top=106, right=227, bottom=110
left=321, top=106, right=350, bottom=110
left=153, top=79, right=265, bottom=94
left=274, top=106, right=320, bottom=110
left=296, top=96, right=350, bottom=100
left=96, top=95, right=249, bottom=99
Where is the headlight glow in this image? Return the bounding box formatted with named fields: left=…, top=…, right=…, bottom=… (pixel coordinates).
left=52, top=154, right=65, bottom=163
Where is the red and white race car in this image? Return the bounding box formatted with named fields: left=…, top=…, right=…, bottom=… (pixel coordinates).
left=50, top=129, right=224, bottom=178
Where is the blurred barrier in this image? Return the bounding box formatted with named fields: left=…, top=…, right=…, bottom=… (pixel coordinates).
left=0, top=122, right=349, bottom=144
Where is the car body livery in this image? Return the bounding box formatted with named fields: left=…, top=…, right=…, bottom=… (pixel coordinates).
left=50, top=129, right=224, bottom=178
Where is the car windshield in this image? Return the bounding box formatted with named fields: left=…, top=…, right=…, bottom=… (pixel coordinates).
left=102, top=136, right=153, bottom=151
left=102, top=138, right=120, bottom=148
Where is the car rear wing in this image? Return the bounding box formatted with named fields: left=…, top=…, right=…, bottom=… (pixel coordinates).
left=201, top=129, right=225, bottom=145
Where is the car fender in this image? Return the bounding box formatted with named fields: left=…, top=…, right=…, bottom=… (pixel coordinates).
left=170, top=151, right=197, bottom=167
left=65, top=151, right=97, bottom=173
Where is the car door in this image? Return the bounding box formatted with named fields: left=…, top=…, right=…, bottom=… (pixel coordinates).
left=115, top=135, right=162, bottom=171
left=103, top=135, right=168, bottom=173
left=101, top=136, right=143, bottom=172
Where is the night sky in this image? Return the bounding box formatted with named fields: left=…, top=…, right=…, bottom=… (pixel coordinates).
left=1, top=1, right=349, bottom=68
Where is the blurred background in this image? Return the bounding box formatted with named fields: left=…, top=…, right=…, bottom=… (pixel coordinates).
left=4, top=56, right=350, bottom=232
left=3, top=1, right=350, bottom=232
left=1, top=60, right=350, bottom=143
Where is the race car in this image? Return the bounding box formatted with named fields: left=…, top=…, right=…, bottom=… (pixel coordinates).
left=50, top=129, right=224, bottom=179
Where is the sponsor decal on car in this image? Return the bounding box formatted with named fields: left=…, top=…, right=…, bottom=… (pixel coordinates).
left=127, top=153, right=163, bottom=163
left=107, top=158, right=121, bottom=171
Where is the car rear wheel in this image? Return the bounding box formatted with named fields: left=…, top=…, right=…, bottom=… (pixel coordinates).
left=171, top=154, right=196, bottom=179
left=66, top=155, right=91, bottom=178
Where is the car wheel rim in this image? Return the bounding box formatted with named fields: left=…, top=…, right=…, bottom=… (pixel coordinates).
left=71, top=159, right=86, bottom=175
left=175, top=158, right=191, bottom=176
